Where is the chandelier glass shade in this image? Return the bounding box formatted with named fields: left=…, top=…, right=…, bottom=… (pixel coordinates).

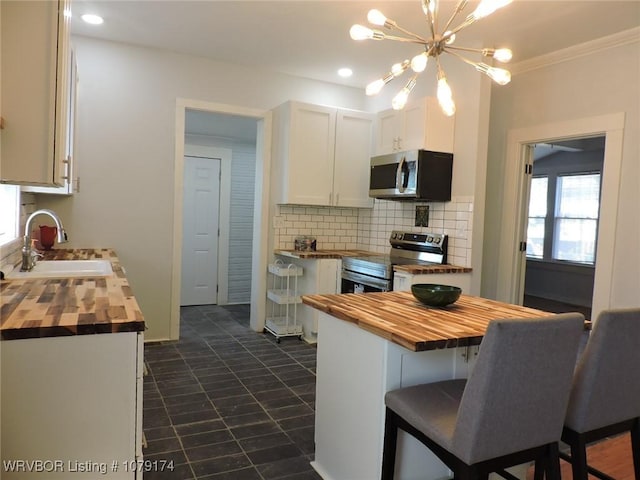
left=350, top=0, right=514, bottom=116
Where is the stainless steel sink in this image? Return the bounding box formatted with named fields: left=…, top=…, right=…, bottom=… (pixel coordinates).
left=5, top=260, right=113, bottom=280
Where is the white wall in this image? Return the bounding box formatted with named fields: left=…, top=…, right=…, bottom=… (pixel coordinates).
left=38, top=36, right=367, bottom=341
left=482, top=39, right=640, bottom=308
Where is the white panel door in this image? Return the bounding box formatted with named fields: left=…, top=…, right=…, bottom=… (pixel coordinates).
left=181, top=156, right=221, bottom=306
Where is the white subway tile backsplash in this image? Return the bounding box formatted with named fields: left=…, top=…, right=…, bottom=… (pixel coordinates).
left=274, top=197, right=474, bottom=267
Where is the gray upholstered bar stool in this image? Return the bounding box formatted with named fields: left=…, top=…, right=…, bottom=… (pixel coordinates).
left=561, top=307, right=640, bottom=480
left=382, top=313, right=585, bottom=480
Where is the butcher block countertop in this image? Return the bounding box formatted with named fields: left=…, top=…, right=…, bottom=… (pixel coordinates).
left=275, top=249, right=377, bottom=259
left=0, top=249, right=145, bottom=340
left=275, top=250, right=471, bottom=274
left=302, top=291, right=563, bottom=352
left=394, top=264, right=472, bottom=274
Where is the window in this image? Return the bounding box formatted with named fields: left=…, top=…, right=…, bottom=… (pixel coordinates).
left=526, top=177, right=548, bottom=259
left=553, top=174, right=600, bottom=263
left=526, top=172, right=601, bottom=265
left=0, top=184, right=20, bottom=247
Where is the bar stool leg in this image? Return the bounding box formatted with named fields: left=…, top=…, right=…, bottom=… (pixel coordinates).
left=631, top=419, right=640, bottom=480
left=569, top=435, right=589, bottom=480
left=547, top=442, right=562, bottom=480
left=381, top=408, right=398, bottom=480
left=533, top=458, right=546, bottom=480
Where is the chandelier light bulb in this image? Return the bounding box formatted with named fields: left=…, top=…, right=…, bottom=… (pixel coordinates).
left=366, top=79, right=386, bottom=96
left=391, top=60, right=409, bottom=77
left=350, top=24, right=376, bottom=40
left=367, top=9, right=388, bottom=26
left=410, top=52, right=429, bottom=73
left=472, top=0, right=513, bottom=20
left=391, top=84, right=413, bottom=110
left=444, top=31, right=456, bottom=45
left=487, top=66, right=511, bottom=85
left=476, top=63, right=511, bottom=85
left=421, top=0, right=436, bottom=16
left=437, top=75, right=456, bottom=117
left=392, top=76, right=418, bottom=110
left=492, top=48, right=512, bottom=63
left=392, top=90, right=409, bottom=110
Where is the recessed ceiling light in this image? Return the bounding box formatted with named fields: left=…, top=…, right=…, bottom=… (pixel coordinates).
left=81, top=14, right=104, bottom=25
left=338, top=68, right=353, bottom=78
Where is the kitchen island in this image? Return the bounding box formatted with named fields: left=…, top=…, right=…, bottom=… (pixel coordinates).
left=0, top=249, right=145, bottom=479
left=301, top=291, right=557, bottom=480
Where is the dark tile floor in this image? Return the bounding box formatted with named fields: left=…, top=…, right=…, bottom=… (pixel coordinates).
left=142, top=304, right=323, bottom=480
left=523, top=294, right=592, bottom=320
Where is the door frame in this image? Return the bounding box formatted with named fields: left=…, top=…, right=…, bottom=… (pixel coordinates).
left=181, top=150, right=230, bottom=306
left=172, top=98, right=272, bottom=340
left=496, top=112, right=625, bottom=319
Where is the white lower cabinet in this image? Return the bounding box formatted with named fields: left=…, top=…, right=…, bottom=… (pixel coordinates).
left=1, top=332, right=144, bottom=479
left=393, top=270, right=472, bottom=293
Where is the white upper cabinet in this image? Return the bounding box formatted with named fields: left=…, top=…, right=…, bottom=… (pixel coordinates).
left=272, top=101, right=374, bottom=208
left=375, top=97, right=455, bottom=155
left=333, top=109, right=374, bottom=208
left=0, top=0, right=72, bottom=187
left=22, top=49, right=78, bottom=195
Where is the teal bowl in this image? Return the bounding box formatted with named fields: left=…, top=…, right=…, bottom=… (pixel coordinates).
left=411, top=284, right=462, bottom=307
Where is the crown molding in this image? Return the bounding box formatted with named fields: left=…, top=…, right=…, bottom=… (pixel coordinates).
left=511, top=27, right=640, bottom=76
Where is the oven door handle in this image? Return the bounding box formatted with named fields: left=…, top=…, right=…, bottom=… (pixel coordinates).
left=342, top=269, right=391, bottom=292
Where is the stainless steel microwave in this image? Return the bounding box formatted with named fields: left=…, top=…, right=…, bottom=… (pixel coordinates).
left=369, top=149, right=453, bottom=201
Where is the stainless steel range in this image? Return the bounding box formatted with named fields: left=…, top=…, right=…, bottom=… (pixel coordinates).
left=341, top=231, right=448, bottom=293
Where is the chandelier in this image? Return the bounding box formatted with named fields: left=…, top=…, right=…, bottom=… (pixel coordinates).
left=350, top=0, right=514, bottom=116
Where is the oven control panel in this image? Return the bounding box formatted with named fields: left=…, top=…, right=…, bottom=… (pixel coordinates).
left=390, top=231, right=446, bottom=248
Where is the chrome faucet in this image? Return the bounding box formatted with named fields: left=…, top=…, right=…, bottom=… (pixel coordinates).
left=21, top=209, right=68, bottom=271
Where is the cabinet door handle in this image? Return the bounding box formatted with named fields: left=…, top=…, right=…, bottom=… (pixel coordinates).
left=61, top=155, right=71, bottom=180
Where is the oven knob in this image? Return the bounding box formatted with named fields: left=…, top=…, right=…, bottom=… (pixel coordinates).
left=434, top=237, right=441, bottom=244
left=397, top=233, right=403, bottom=240
left=427, top=236, right=433, bottom=242
left=391, top=232, right=397, bottom=239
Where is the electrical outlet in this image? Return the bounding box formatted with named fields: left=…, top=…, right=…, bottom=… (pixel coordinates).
left=273, top=217, right=285, bottom=228
left=415, top=205, right=429, bottom=227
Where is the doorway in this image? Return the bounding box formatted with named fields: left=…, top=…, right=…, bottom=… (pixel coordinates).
left=171, top=99, right=272, bottom=340
left=495, top=112, right=625, bottom=319
left=522, top=137, right=605, bottom=319
left=180, top=110, right=258, bottom=307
